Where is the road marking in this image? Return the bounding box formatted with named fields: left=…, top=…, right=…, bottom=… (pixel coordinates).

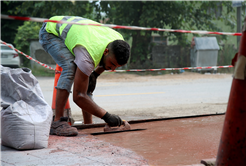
left=95, top=92, right=165, bottom=97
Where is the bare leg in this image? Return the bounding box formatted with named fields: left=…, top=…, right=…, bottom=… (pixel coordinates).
left=82, top=110, right=93, bottom=124
left=54, top=89, right=69, bottom=122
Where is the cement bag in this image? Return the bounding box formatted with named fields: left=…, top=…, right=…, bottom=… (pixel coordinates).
left=1, top=66, right=53, bottom=150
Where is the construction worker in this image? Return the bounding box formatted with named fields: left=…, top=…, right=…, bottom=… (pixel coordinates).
left=39, top=16, right=130, bottom=136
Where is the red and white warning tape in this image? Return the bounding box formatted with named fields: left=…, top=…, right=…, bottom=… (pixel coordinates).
left=1, top=39, right=233, bottom=72
left=0, top=40, right=56, bottom=71
left=1, top=15, right=235, bottom=72
left=1, top=14, right=242, bottom=36
left=106, top=65, right=233, bottom=72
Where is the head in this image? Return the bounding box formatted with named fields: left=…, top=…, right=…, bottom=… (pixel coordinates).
left=100, top=40, right=130, bottom=70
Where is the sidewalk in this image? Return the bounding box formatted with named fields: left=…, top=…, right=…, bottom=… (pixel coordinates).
left=1, top=135, right=147, bottom=166
left=1, top=114, right=224, bottom=166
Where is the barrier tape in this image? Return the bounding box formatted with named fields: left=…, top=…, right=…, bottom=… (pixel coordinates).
left=1, top=14, right=242, bottom=36
left=0, top=40, right=56, bottom=71
left=1, top=39, right=233, bottom=73
left=106, top=65, right=234, bottom=72
left=1, top=14, right=235, bottom=72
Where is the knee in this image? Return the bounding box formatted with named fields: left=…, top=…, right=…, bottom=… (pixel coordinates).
left=62, top=62, right=76, bottom=80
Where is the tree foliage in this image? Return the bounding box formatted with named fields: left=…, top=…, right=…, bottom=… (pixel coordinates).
left=1, top=1, right=25, bottom=44
left=93, top=1, right=237, bottom=68
left=14, top=21, right=42, bottom=66
left=13, top=1, right=95, bottom=19
left=2, top=1, right=95, bottom=66
left=2, top=1, right=244, bottom=69
left=2, top=1, right=95, bottom=47
left=11, top=1, right=95, bottom=51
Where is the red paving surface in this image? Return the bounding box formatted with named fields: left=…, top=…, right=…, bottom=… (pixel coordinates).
left=80, top=115, right=225, bottom=165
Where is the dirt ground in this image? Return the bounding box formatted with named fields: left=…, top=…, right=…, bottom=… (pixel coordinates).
left=73, top=71, right=232, bottom=122
left=97, top=71, right=232, bottom=82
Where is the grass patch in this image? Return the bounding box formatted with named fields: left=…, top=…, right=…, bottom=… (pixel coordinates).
left=31, top=66, right=55, bottom=77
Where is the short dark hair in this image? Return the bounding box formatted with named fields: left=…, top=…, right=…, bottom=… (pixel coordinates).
left=109, top=40, right=130, bottom=65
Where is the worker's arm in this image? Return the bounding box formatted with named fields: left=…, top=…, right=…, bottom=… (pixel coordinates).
left=73, top=67, right=122, bottom=126
left=94, top=66, right=105, bottom=75
left=73, top=67, right=105, bottom=117
left=87, top=66, right=104, bottom=94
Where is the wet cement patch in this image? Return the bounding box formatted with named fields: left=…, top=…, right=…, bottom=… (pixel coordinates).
left=81, top=115, right=225, bottom=165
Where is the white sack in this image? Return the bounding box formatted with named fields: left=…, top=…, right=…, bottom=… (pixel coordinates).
left=1, top=66, right=53, bottom=150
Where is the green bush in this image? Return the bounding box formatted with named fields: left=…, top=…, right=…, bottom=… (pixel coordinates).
left=31, top=66, right=55, bottom=77
left=217, top=44, right=237, bottom=73
left=14, top=21, right=42, bottom=67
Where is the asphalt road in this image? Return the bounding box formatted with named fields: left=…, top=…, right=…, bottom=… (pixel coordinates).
left=37, top=72, right=233, bottom=122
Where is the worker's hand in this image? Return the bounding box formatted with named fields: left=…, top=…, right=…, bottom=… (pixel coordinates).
left=101, top=112, right=123, bottom=127
left=87, top=71, right=100, bottom=94
left=104, top=120, right=131, bottom=132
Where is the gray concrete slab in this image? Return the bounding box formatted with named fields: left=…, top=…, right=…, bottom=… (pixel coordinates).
left=1, top=134, right=148, bottom=166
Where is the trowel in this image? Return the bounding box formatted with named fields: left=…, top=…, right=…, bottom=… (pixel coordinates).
left=90, top=128, right=147, bottom=135
left=87, top=93, right=146, bottom=135
left=90, top=120, right=147, bottom=135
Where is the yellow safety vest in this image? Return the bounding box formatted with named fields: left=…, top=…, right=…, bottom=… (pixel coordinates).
left=46, top=16, right=124, bottom=67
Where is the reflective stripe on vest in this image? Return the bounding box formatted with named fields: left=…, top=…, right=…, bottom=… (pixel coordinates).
left=46, top=16, right=124, bottom=67
left=56, top=16, right=87, bottom=40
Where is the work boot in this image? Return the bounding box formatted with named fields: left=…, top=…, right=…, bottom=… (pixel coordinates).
left=50, top=117, right=78, bottom=136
